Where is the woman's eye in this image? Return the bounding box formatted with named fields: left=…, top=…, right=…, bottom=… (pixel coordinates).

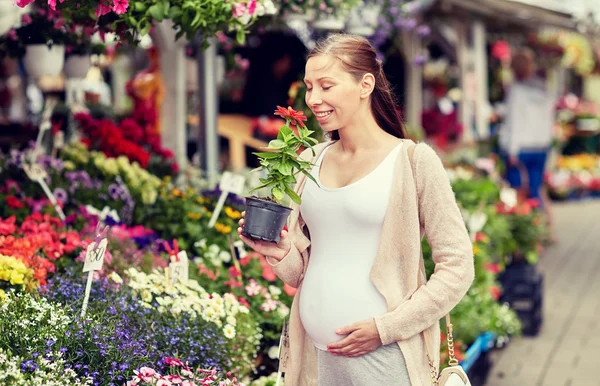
left=322, top=86, right=332, bottom=91
left=306, top=88, right=312, bottom=92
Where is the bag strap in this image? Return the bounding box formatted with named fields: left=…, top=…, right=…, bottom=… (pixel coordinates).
left=407, top=143, right=459, bottom=378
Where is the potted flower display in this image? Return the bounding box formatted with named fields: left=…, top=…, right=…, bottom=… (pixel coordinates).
left=0, top=8, right=69, bottom=77
left=241, top=106, right=319, bottom=243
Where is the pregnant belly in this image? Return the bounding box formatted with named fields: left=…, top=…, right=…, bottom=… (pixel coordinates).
left=299, top=264, right=388, bottom=351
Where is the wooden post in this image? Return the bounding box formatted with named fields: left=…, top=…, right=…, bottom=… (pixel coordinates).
left=401, top=30, right=423, bottom=133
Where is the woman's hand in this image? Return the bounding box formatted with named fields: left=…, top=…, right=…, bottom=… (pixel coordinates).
left=326, top=319, right=383, bottom=358
left=237, top=211, right=291, bottom=262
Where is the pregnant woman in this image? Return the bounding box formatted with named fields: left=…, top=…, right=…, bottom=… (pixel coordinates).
left=238, top=34, right=474, bottom=386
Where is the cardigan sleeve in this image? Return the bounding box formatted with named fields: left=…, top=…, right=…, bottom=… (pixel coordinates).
left=374, top=144, right=474, bottom=345
left=266, top=241, right=307, bottom=288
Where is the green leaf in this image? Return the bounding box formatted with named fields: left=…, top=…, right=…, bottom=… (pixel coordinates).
left=268, top=140, right=286, bottom=150
left=162, top=0, right=170, bottom=16
left=138, top=19, right=151, bottom=36
left=236, top=29, right=246, bottom=45
left=128, top=16, right=138, bottom=27
left=134, top=2, right=147, bottom=12
left=168, top=6, right=182, bottom=19
left=272, top=187, right=284, bottom=202
left=148, top=3, right=165, bottom=21
left=285, top=186, right=302, bottom=205
left=278, top=163, right=293, bottom=176
left=253, top=151, right=280, bottom=159
left=301, top=169, right=319, bottom=186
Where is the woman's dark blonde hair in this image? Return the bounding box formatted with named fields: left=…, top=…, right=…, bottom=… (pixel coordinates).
left=307, top=34, right=406, bottom=140
left=512, top=47, right=535, bottom=81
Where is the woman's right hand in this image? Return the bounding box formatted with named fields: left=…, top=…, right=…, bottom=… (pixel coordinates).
left=237, top=211, right=292, bottom=262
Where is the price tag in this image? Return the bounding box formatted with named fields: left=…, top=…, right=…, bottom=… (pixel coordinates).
left=83, top=238, right=108, bottom=272
left=168, top=250, right=189, bottom=285
left=219, top=171, right=246, bottom=195
left=209, top=172, right=246, bottom=228
left=23, top=163, right=48, bottom=181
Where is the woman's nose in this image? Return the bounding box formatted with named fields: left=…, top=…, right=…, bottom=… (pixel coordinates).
left=307, top=92, right=322, bottom=107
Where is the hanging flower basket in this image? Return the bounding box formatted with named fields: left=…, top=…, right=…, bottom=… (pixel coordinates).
left=23, top=44, right=65, bottom=78
left=64, top=54, right=91, bottom=79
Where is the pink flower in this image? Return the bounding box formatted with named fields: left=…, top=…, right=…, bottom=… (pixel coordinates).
left=134, top=367, right=157, bottom=382
left=126, top=380, right=140, bottom=386
left=13, top=0, right=34, bottom=8
left=231, top=2, right=246, bottom=17
left=164, top=357, right=184, bottom=367
left=245, top=280, right=262, bottom=297
left=47, top=0, right=64, bottom=10
left=156, top=379, right=172, bottom=386
left=167, top=375, right=183, bottom=384
left=54, top=18, right=66, bottom=29
left=181, top=381, right=196, bottom=386
left=247, top=0, right=256, bottom=15
left=21, top=14, right=32, bottom=24
left=112, top=0, right=128, bottom=14
left=7, top=29, right=18, bottom=41
left=260, top=298, right=278, bottom=312
left=95, top=3, right=112, bottom=18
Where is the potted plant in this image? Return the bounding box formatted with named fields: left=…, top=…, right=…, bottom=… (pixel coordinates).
left=241, top=106, right=319, bottom=243
left=0, top=8, right=69, bottom=77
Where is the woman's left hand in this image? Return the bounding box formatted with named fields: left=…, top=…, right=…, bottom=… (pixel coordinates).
left=326, top=319, right=382, bottom=358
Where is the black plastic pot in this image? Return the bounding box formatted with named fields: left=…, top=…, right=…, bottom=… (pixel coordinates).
left=242, top=197, right=292, bottom=243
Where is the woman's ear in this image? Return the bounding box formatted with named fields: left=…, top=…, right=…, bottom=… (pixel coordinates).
left=360, top=73, right=376, bottom=99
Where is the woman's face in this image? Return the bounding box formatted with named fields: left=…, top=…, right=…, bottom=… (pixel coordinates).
left=304, top=55, right=363, bottom=132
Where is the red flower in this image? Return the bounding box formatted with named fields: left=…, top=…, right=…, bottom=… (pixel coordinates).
left=225, top=279, right=243, bottom=288
left=228, top=266, right=242, bottom=278
left=283, top=283, right=297, bottom=296
left=484, top=263, right=500, bottom=274
left=489, top=286, right=502, bottom=300
left=5, top=196, right=23, bottom=209
left=0, top=216, right=17, bottom=235
left=238, top=297, right=250, bottom=308
left=262, top=264, right=277, bottom=282
left=274, top=106, right=307, bottom=127
left=80, top=138, right=93, bottom=148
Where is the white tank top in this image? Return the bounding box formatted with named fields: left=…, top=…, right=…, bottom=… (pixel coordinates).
left=299, top=142, right=404, bottom=350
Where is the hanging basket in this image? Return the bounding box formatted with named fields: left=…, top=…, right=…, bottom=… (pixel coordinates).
left=23, top=44, right=65, bottom=78
left=64, top=54, right=91, bottom=79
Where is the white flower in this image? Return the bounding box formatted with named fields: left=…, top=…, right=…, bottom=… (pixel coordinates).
left=239, top=305, right=250, bottom=314
left=268, top=345, right=280, bottom=359
left=245, top=281, right=262, bottom=297
left=208, top=244, right=220, bottom=254
left=202, top=308, right=216, bottom=320
left=194, top=239, right=207, bottom=249
left=223, top=324, right=236, bottom=339
left=219, top=251, right=232, bottom=263
left=108, top=271, right=123, bottom=284
left=260, top=299, right=278, bottom=312
left=263, top=0, right=277, bottom=14
left=226, top=315, right=237, bottom=326
left=268, top=285, right=282, bottom=297
left=277, top=304, right=290, bottom=318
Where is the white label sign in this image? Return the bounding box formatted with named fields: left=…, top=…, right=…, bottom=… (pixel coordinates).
left=23, top=163, right=48, bottom=181
left=219, top=172, right=246, bottom=195
left=83, top=238, right=108, bottom=272
left=168, top=250, right=189, bottom=285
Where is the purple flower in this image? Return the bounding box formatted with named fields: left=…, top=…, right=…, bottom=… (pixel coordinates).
left=394, top=17, right=417, bottom=30
left=108, top=184, right=121, bottom=200
left=20, top=359, right=38, bottom=373
left=416, top=25, right=431, bottom=37
left=53, top=188, right=68, bottom=203
left=413, top=54, right=426, bottom=66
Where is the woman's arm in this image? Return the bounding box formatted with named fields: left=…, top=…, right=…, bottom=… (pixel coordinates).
left=373, top=144, right=475, bottom=345
left=266, top=238, right=307, bottom=288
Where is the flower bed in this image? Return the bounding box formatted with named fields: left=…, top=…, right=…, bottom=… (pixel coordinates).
left=0, top=139, right=549, bottom=382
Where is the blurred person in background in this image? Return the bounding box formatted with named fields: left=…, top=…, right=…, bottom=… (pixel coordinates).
left=499, top=47, right=555, bottom=238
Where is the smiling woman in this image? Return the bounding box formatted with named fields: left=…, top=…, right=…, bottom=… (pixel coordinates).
left=304, top=34, right=406, bottom=141
left=237, top=34, right=474, bottom=386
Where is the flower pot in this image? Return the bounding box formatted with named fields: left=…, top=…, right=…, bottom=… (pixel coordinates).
left=311, top=14, right=347, bottom=30
left=24, top=44, right=65, bottom=78
left=345, top=4, right=381, bottom=36
left=64, top=55, right=91, bottom=79
left=242, top=197, right=292, bottom=243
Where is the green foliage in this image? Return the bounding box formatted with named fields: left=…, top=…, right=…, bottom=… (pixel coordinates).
left=250, top=122, right=319, bottom=205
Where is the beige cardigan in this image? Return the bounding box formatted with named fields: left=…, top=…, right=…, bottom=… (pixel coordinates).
left=267, top=140, right=474, bottom=386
